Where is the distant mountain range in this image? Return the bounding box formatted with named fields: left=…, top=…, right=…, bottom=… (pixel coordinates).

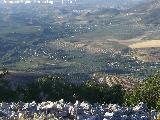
left=0, top=0, right=147, bottom=9
left=75, top=0, right=146, bottom=9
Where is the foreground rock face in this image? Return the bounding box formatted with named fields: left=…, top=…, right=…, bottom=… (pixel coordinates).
left=0, top=100, right=159, bottom=120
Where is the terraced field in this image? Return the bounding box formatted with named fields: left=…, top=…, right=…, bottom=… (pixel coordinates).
left=92, top=73, right=140, bottom=90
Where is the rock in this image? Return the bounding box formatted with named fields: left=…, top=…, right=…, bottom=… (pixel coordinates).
left=58, top=111, right=68, bottom=117
left=18, top=112, right=23, bottom=118
left=86, top=115, right=101, bottom=120
left=77, top=115, right=85, bottom=120
left=80, top=101, right=91, bottom=110
left=39, top=101, right=54, bottom=110
left=59, top=99, right=64, bottom=104
left=131, top=114, right=141, bottom=120
left=74, top=100, right=80, bottom=107
left=22, top=103, right=29, bottom=110
left=113, top=109, right=124, bottom=117
left=68, top=105, right=75, bottom=115
left=104, top=112, right=114, bottom=119
left=0, top=110, right=7, bottom=117
left=151, top=110, right=157, bottom=119
left=56, top=103, right=63, bottom=110
left=0, top=101, right=155, bottom=120
left=121, top=115, right=128, bottom=120
left=140, top=115, right=148, bottom=120
left=133, top=102, right=147, bottom=112
left=126, top=106, right=133, bottom=114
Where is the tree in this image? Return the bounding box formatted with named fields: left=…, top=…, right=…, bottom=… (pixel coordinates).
left=124, top=74, right=160, bottom=110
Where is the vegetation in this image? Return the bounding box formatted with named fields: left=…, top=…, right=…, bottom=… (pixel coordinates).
left=0, top=1, right=160, bottom=111
left=0, top=4, right=159, bottom=79
left=0, top=73, right=124, bottom=105
left=125, top=73, right=160, bottom=110
left=1, top=70, right=160, bottom=110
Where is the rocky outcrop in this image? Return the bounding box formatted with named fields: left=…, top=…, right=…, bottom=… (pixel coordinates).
left=0, top=100, right=159, bottom=120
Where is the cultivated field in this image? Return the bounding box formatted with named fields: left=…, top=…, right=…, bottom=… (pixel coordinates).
left=129, top=40, right=160, bottom=48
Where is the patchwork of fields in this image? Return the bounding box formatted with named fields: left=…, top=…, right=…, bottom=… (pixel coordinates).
left=0, top=3, right=160, bottom=84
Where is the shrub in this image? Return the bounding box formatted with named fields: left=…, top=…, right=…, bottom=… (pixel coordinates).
left=0, top=74, right=125, bottom=105
left=124, top=74, right=160, bottom=110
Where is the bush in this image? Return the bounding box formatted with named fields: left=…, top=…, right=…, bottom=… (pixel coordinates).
left=24, top=75, right=75, bottom=102
left=0, top=69, right=21, bottom=102
left=24, top=76, right=125, bottom=104
left=77, top=81, right=125, bottom=104
left=0, top=74, right=125, bottom=105
left=124, top=74, right=160, bottom=110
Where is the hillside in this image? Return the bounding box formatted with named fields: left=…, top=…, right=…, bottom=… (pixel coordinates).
left=0, top=1, right=160, bottom=82
left=0, top=4, right=151, bottom=76
left=132, top=0, right=160, bottom=26
left=119, top=0, right=160, bottom=62
left=133, top=0, right=160, bottom=12
left=89, top=0, right=145, bottom=9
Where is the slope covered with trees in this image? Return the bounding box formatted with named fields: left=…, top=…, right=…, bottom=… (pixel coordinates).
left=1, top=70, right=160, bottom=110
left=0, top=72, right=125, bottom=105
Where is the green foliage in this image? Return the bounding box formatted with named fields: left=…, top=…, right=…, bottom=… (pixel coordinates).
left=24, top=77, right=125, bottom=104
left=25, top=75, right=75, bottom=102
left=1, top=72, right=160, bottom=109
left=124, top=74, right=160, bottom=110
left=0, top=74, right=125, bottom=105
left=77, top=81, right=125, bottom=104
left=0, top=69, right=18, bottom=102
left=157, top=98, right=160, bottom=110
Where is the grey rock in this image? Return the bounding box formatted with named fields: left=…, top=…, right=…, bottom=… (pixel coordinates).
left=0, top=100, right=157, bottom=120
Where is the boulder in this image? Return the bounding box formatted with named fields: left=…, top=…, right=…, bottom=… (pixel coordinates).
left=104, top=112, right=114, bottom=119
left=80, top=101, right=91, bottom=110
left=133, top=102, right=147, bottom=112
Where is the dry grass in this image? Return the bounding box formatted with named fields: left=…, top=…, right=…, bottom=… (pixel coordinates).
left=129, top=40, right=160, bottom=48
